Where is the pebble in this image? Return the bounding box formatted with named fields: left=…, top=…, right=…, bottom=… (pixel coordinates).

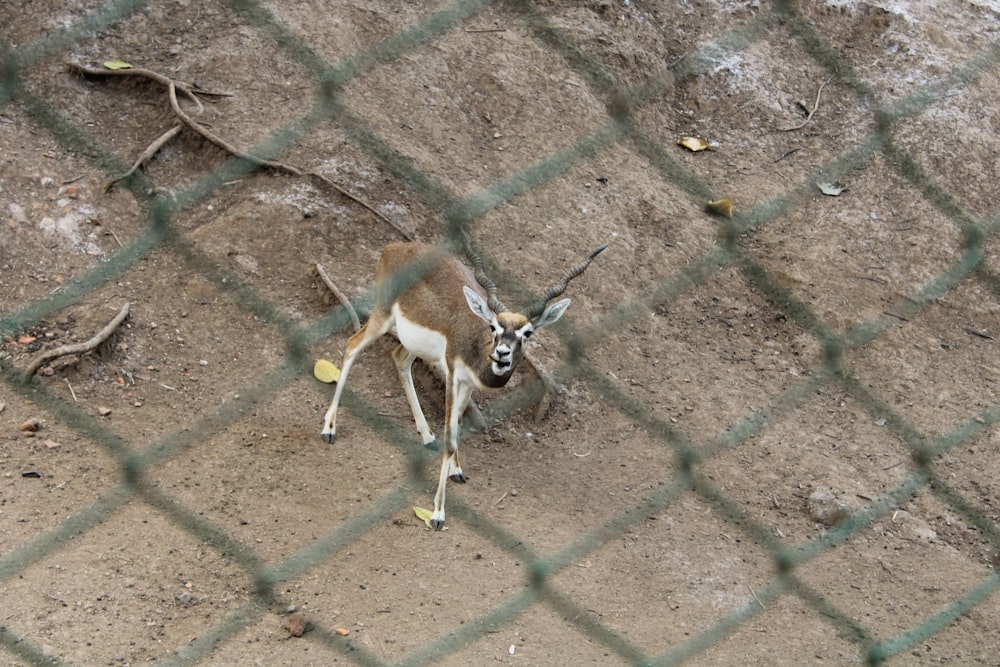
left=807, top=486, right=852, bottom=526
left=19, top=417, right=41, bottom=432
left=283, top=611, right=310, bottom=637
left=8, top=203, right=27, bottom=224
left=892, top=510, right=938, bottom=543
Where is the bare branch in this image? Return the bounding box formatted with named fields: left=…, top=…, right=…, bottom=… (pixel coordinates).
left=104, top=124, right=182, bottom=192
left=315, top=263, right=361, bottom=333
left=66, top=62, right=227, bottom=112
left=307, top=172, right=412, bottom=241
left=69, top=62, right=413, bottom=241
left=23, top=302, right=131, bottom=382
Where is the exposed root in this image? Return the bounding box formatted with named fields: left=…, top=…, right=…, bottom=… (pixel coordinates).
left=23, top=302, right=131, bottom=382
left=68, top=62, right=410, bottom=240
left=104, top=124, right=182, bottom=192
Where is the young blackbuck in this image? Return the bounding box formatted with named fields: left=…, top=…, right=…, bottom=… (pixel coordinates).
left=321, top=237, right=605, bottom=529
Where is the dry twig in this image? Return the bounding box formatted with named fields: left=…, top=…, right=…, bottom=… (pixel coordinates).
left=780, top=77, right=833, bottom=132
left=314, top=262, right=361, bottom=333
left=307, top=172, right=413, bottom=241
left=24, top=302, right=131, bottom=381
left=104, top=124, right=182, bottom=192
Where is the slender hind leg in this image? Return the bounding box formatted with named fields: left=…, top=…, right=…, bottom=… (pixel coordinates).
left=321, top=312, right=393, bottom=443
left=392, top=345, right=437, bottom=446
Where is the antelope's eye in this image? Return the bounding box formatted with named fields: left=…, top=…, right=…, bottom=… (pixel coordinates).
left=522, top=329, right=533, bottom=339
left=491, top=323, right=502, bottom=336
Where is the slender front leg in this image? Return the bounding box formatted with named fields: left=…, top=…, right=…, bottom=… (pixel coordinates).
left=430, top=377, right=473, bottom=530
left=430, top=451, right=452, bottom=531
left=446, top=380, right=472, bottom=483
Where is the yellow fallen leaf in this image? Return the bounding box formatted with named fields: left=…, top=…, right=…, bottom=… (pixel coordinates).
left=706, top=198, right=734, bottom=218
left=413, top=506, right=434, bottom=528
left=313, top=359, right=341, bottom=383
left=677, top=136, right=715, bottom=152
left=103, top=60, right=133, bottom=70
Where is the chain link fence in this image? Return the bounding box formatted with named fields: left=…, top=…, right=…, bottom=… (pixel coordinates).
left=2, top=0, right=1000, bottom=664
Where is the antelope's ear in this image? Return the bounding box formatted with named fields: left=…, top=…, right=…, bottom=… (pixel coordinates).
left=464, top=286, right=495, bottom=323
left=533, top=298, right=570, bottom=329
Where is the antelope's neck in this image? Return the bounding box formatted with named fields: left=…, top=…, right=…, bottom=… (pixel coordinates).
left=479, top=365, right=512, bottom=389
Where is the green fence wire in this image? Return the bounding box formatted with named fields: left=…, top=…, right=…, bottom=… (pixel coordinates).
left=2, top=0, right=1000, bottom=664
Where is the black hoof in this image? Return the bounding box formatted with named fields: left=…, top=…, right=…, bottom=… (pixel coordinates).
left=423, top=440, right=440, bottom=452
left=431, top=519, right=445, bottom=530
left=322, top=432, right=336, bottom=444
left=449, top=473, right=468, bottom=484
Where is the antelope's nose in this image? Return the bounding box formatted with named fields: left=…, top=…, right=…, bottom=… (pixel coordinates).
left=495, top=344, right=511, bottom=360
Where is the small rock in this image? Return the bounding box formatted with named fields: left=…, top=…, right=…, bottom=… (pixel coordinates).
left=43, top=439, right=61, bottom=449
left=807, top=486, right=852, bottom=526
left=8, top=203, right=27, bottom=224
left=19, top=418, right=41, bottom=432
left=283, top=611, right=311, bottom=637
left=892, top=510, right=938, bottom=543
left=233, top=253, right=259, bottom=275
left=97, top=406, right=112, bottom=417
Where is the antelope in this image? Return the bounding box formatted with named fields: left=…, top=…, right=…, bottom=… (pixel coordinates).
left=321, top=237, right=606, bottom=530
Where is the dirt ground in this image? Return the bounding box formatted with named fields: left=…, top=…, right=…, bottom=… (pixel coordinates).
left=3, top=1, right=1000, bottom=665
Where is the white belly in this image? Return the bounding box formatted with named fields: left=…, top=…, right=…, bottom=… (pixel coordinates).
left=392, top=304, right=448, bottom=364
